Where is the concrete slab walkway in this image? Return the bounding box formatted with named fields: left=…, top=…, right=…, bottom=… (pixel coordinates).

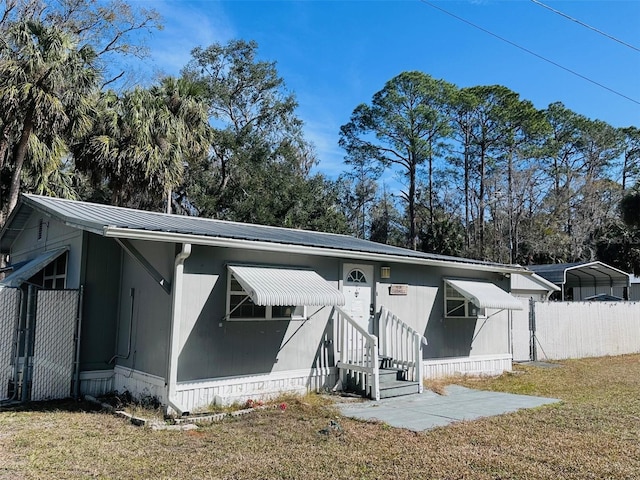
left=336, top=385, right=560, bottom=432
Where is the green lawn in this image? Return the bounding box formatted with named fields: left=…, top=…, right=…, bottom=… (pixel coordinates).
left=1, top=354, right=639, bottom=479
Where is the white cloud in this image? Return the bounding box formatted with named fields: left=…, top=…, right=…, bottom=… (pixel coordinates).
left=304, top=119, right=345, bottom=179
left=147, top=1, right=236, bottom=77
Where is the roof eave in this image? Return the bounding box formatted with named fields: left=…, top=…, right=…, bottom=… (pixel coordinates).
left=529, top=272, right=562, bottom=291
left=103, top=226, right=525, bottom=274
left=0, top=201, right=34, bottom=253
left=21, top=194, right=105, bottom=236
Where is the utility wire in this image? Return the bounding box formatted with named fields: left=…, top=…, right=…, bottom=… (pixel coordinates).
left=418, top=0, right=640, bottom=106
left=531, top=0, right=640, bottom=53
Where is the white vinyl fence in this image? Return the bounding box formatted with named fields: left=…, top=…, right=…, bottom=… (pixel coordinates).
left=530, top=301, right=640, bottom=360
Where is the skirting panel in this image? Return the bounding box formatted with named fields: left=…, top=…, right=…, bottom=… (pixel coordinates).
left=81, top=367, right=337, bottom=411
left=176, top=367, right=338, bottom=411
left=113, top=365, right=166, bottom=403
left=423, top=354, right=512, bottom=378
left=79, top=370, right=115, bottom=397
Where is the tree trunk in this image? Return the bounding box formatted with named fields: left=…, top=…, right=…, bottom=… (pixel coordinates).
left=622, top=151, right=630, bottom=191
left=0, top=123, right=12, bottom=172
left=478, top=145, right=486, bottom=259
left=409, top=158, right=417, bottom=250
left=464, top=134, right=471, bottom=250
left=428, top=142, right=433, bottom=228
left=508, top=148, right=515, bottom=263
left=5, top=108, right=34, bottom=217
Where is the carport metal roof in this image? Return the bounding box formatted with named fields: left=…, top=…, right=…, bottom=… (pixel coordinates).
left=528, top=262, right=630, bottom=300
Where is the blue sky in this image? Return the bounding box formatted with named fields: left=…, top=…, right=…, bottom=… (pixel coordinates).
left=138, top=0, right=640, bottom=178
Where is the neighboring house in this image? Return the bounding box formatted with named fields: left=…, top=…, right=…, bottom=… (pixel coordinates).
left=0, top=194, right=527, bottom=413
left=529, top=262, right=631, bottom=301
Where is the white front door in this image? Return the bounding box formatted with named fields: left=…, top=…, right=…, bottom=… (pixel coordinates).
left=342, top=263, right=374, bottom=333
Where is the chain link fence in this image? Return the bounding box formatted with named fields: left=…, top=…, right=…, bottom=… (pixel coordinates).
left=0, top=288, right=21, bottom=400
left=30, top=290, right=80, bottom=401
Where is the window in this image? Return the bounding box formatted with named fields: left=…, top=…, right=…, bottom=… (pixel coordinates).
left=346, top=269, right=367, bottom=283
left=226, top=274, right=306, bottom=321
left=28, top=252, right=67, bottom=290
left=444, top=282, right=484, bottom=318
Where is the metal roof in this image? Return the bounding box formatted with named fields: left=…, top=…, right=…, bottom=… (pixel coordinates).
left=228, top=265, right=345, bottom=306
left=528, top=262, right=630, bottom=288
left=1, top=194, right=525, bottom=273
left=446, top=279, right=524, bottom=310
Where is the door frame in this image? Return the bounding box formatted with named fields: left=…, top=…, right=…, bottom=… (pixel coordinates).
left=340, top=263, right=376, bottom=334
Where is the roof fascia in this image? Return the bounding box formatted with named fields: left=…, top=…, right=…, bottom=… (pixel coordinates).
left=103, top=226, right=525, bottom=275
left=21, top=195, right=105, bottom=236
left=529, top=272, right=561, bottom=291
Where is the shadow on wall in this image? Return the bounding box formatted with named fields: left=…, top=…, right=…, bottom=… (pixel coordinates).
left=423, top=287, right=475, bottom=359
left=424, top=317, right=476, bottom=358
left=178, top=287, right=289, bottom=381
left=311, top=319, right=335, bottom=370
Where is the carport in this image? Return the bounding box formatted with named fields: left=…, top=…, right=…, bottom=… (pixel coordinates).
left=528, top=261, right=630, bottom=301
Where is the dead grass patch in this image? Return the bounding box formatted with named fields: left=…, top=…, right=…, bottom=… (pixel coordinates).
left=2, top=355, right=640, bottom=479
left=423, top=375, right=459, bottom=395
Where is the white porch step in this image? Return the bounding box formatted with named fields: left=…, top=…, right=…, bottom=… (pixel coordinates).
left=378, top=366, right=419, bottom=399
left=379, top=367, right=407, bottom=383
left=379, top=379, right=420, bottom=399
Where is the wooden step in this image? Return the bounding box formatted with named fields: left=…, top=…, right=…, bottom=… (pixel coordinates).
left=379, top=380, right=420, bottom=399
left=378, top=367, right=407, bottom=383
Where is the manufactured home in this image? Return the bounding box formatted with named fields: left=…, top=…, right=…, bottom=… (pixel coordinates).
left=0, top=195, right=527, bottom=413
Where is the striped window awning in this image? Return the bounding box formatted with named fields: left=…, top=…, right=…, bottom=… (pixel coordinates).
left=446, top=279, right=523, bottom=310
left=228, top=265, right=345, bottom=307
left=0, top=247, right=68, bottom=288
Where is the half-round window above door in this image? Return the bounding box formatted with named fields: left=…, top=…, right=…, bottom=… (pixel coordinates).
left=346, top=269, right=367, bottom=283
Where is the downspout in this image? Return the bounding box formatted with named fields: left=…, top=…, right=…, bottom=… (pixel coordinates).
left=166, top=243, right=191, bottom=416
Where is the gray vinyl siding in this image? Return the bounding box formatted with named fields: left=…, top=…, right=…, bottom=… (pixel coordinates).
left=177, top=249, right=512, bottom=382
left=8, top=214, right=83, bottom=288
left=376, top=263, right=511, bottom=359
left=78, top=233, right=122, bottom=371
left=178, top=245, right=341, bottom=382
left=114, top=240, right=175, bottom=378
